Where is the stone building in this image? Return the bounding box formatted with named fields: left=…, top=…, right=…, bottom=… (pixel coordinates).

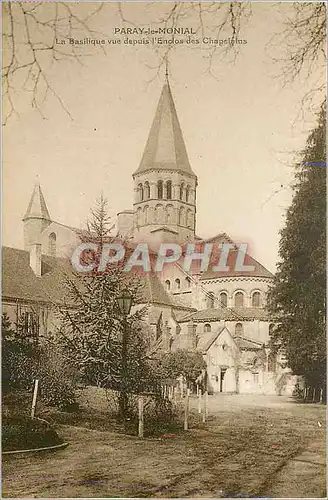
left=2, top=77, right=297, bottom=395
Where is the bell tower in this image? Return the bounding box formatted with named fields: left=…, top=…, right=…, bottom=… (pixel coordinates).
left=23, top=181, right=52, bottom=250
left=132, top=78, right=197, bottom=245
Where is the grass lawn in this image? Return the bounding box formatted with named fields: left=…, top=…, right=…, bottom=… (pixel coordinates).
left=2, top=393, right=326, bottom=498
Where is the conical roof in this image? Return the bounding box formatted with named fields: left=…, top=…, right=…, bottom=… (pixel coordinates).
left=134, top=81, right=196, bottom=177
left=23, top=182, right=51, bottom=221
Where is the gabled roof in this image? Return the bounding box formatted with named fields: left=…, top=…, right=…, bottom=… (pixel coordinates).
left=134, top=81, right=196, bottom=177
left=189, top=233, right=273, bottom=280
left=23, top=182, right=51, bottom=221
left=197, top=325, right=227, bottom=352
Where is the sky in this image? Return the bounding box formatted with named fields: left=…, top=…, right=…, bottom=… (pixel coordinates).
left=2, top=2, right=324, bottom=272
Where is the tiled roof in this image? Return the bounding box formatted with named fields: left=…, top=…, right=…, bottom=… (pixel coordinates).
left=2, top=247, right=73, bottom=304
left=136, top=273, right=173, bottom=306
left=179, top=306, right=270, bottom=323
left=2, top=247, right=175, bottom=308
left=134, top=81, right=196, bottom=177
left=185, top=233, right=273, bottom=280
left=234, top=336, right=264, bottom=350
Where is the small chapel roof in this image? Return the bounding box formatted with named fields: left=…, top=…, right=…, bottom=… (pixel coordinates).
left=23, top=181, right=51, bottom=221
left=134, top=80, right=196, bottom=178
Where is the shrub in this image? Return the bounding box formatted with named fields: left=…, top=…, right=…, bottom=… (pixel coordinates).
left=38, top=344, right=79, bottom=411
left=2, top=415, right=63, bottom=452
left=124, top=393, right=183, bottom=437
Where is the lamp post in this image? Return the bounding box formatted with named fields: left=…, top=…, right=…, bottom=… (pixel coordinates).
left=116, top=289, right=133, bottom=418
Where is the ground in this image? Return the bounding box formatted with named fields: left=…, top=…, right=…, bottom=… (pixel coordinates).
left=2, top=393, right=326, bottom=498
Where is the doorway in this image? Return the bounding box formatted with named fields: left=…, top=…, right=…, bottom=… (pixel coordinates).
left=220, top=368, right=227, bottom=392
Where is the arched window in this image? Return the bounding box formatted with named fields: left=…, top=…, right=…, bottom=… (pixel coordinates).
left=48, top=232, right=57, bottom=257
left=252, top=291, right=261, bottom=307
left=186, top=185, right=190, bottom=203
left=157, top=180, right=163, bottom=199
left=165, top=205, right=174, bottom=224
left=179, top=207, right=185, bottom=226
left=137, top=183, right=144, bottom=202
left=154, top=204, right=163, bottom=223
left=180, top=183, right=185, bottom=201
left=175, top=278, right=181, bottom=290
left=219, top=292, right=228, bottom=308
left=206, top=291, right=215, bottom=308
left=144, top=181, right=150, bottom=199
left=185, top=277, right=192, bottom=288
left=165, top=280, right=171, bottom=291
left=234, top=291, right=244, bottom=307
left=235, top=323, right=243, bottom=336
left=204, top=323, right=211, bottom=333
left=143, top=205, right=149, bottom=224
left=136, top=207, right=143, bottom=226
left=186, top=209, right=193, bottom=228
left=166, top=180, right=172, bottom=200
left=268, top=351, right=276, bottom=372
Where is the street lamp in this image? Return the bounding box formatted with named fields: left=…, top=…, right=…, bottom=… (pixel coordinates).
left=116, top=289, right=133, bottom=316
left=116, top=289, right=133, bottom=418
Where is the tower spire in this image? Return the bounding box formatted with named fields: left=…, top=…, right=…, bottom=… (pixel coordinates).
left=134, top=75, right=196, bottom=177
left=23, top=181, right=51, bottom=221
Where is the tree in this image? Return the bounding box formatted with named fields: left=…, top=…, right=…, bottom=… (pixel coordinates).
left=58, top=196, right=154, bottom=417
left=268, top=101, right=326, bottom=397
left=157, top=349, right=206, bottom=388
left=2, top=1, right=105, bottom=123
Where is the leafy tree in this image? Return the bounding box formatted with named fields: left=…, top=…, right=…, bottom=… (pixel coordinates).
left=58, top=196, right=155, bottom=417
left=156, top=349, right=206, bottom=388
left=268, top=101, right=326, bottom=397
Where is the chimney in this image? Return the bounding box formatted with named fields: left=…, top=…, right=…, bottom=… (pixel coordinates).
left=30, top=243, right=42, bottom=277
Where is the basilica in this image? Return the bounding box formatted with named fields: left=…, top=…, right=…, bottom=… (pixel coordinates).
left=2, top=78, right=297, bottom=395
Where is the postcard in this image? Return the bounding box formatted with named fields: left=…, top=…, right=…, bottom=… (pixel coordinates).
left=2, top=2, right=326, bottom=498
